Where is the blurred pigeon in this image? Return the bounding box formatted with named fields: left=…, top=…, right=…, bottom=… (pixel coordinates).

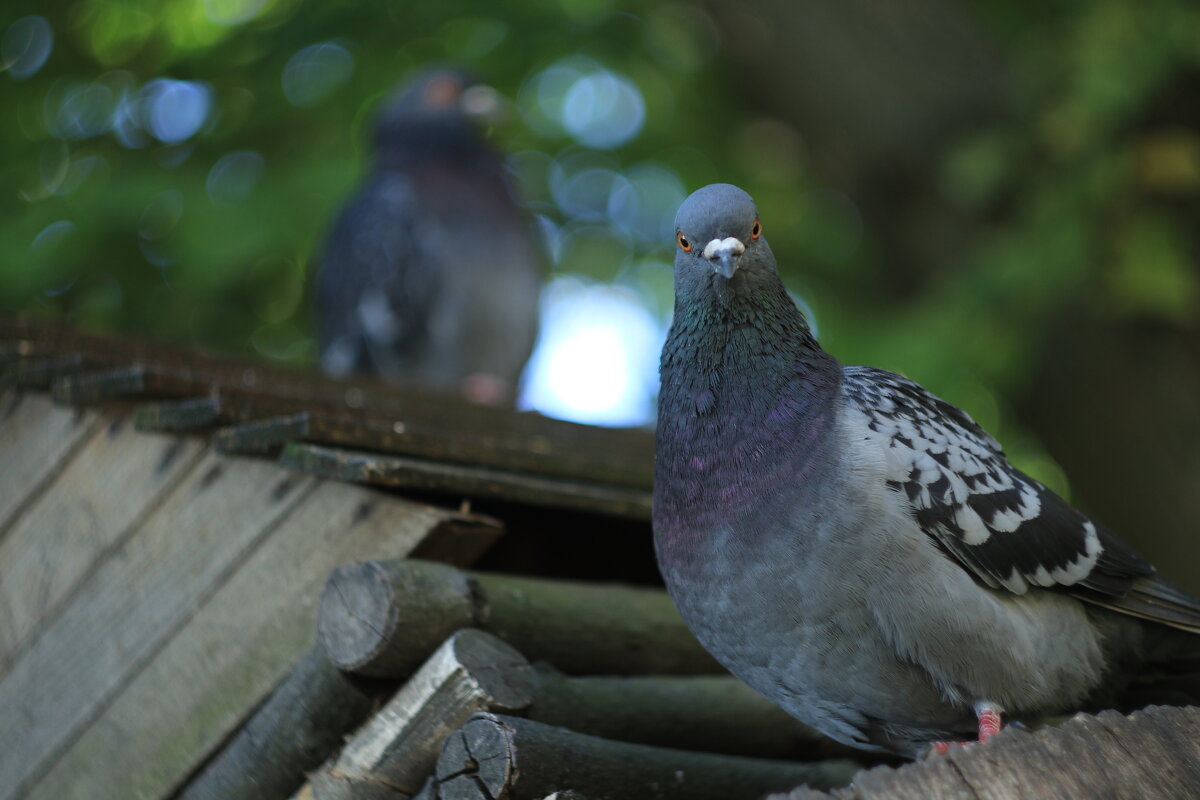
left=315, top=68, right=545, bottom=405
left=653, top=183, right=1200, bottom=758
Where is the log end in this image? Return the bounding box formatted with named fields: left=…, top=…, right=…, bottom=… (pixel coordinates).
left=434, top=713, right=513, bottom=800
left=318, top=562, right=402, bottom=673
left=318, top=559, right=478, bottom=677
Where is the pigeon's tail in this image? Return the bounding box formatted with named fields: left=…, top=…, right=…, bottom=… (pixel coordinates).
left=1117, top=621, right=1200, bottom=711
left=1086, top=574, right=1200, bottom=635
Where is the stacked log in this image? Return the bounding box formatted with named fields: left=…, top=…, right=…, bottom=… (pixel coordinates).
left=179, top=556, right=1200, bottom=799
left=179, top=560, right=868, bottom=800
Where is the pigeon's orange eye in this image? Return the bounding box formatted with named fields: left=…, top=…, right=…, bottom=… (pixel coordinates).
left=677, top=232, right=693, bottom=252
left=751, top=219, right=762, bottom=240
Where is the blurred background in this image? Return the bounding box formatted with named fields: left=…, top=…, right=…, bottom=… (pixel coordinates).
left=2, top=0, right=1199, bottom=587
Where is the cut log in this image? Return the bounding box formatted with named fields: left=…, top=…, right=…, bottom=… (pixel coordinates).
left=317, top=559, right=720, bottom=678
left=431, top=713, right=858, bottom=800
left=526, top=669, right=859, bottom=761
left=177, top=648, right=384, bottom=800
left=297, top=638, right=860, bottom=800
left=767, top=706, right=1200, bottom=800
left=309, top=629, right=539, bottom=800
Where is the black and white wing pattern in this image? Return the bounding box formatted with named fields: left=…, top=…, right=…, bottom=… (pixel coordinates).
left=315, top=172, right=435, bottom=378
left=842, top=366, right=1157, bottom=602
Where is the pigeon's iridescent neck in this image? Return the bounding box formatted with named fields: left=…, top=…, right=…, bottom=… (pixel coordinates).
left=653, top=272, right=841, bottom=553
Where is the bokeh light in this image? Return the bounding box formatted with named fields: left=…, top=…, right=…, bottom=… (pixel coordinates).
left=2, top=16, right=53, bottom=80
left=144, top=79, right=213, bottom=143
left=45, top=80, right=114, bottom=140
left=521, top=57, right=645, bottom=149
left=520, top=276, right=665, bottom=427
left=283, top=41, right=354, bottom=107
left=203, top=0, right=273, bottom=27
left=561, top=68, right=644, bottom=149
left=206, top=151, right=265, bottom=205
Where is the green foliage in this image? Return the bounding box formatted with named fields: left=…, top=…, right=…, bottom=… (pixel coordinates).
left=3, top=0, right=1199, bottom=487
left=0, top=0, right=746, bottom=358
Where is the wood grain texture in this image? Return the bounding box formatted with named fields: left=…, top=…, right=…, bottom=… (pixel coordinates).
left=26, top=482, right=498, bottom=800
left=214, top=413, right=310, bottom=454
left=317, top=559, right=721, bottom=678
left=0, top=391, right=103, bottom=536
left=281, top=443, right=652, bottom=520
left=3, top=319, right=655, bottom=491
left=1, top=354, right=83, bottom=390
left=767, top=706, right=1200, bottom=800
left=176, top=648, right=383, bottom=800
left=132, top=395, right=222, bottom=432
left=527, top=670, right=862, bottom=762
left=0, top=415, right=207, bottom=675
left=0, top=451, right=316, bottom=799
left=431, top=713, right=858, bottom=800
left=311, top=629, right=539, bottom=799
left=279, top=441, right=652, bottom=522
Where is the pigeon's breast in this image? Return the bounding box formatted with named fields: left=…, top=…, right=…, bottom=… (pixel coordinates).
left=653, top=387, right=839, bottom=565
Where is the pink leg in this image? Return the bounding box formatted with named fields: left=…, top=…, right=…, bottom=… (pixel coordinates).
left=975, top=702, right=1002, bottom=741
left=928, top=702, right=1004, bottom=756
left=461, top=373, right=509, bottom=406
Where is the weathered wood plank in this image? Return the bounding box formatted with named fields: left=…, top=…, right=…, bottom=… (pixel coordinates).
left=298, top=414, right=651, bottom=491
left=1, top=319, right=655, bottom=491
left=0, top=354, right=83, bottom=389
left=50, top=365, right=152, bottom=404
left=769, top=706, right=1200, bottom=800
left=0, top=415, right=207, bottom=675
left=0, top=391, right=103, bottom=536
left=208, top=409, right=652, bottom=490
left=27, top=482, right=502, bottom=800
left=132, top=396, right=222, bottom=432
left=214, top=413, right=310, bottom=454
left=281, top=442, right=652, bottom=520
left=0, top=452, right=318, bottom=799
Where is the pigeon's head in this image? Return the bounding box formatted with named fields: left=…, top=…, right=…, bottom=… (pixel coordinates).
left=673, top=184, right=770, bottom=283
left=374, top=68, right=504, bottom=146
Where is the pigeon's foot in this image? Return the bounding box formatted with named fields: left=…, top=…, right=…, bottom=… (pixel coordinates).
left=927, top=740, right=960, bottom=757
left=926, top=702, right=1005, bottom=757
left=462, top=373, right=510, bottom=406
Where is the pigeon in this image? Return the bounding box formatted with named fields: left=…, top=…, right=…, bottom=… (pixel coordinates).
left=314, top=68, right=545, bottom=405
left=653, top=183, right=1200, bottom=758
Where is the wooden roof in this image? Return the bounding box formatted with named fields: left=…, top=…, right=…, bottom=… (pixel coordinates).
left=3, top=317, right=1198, bottom=800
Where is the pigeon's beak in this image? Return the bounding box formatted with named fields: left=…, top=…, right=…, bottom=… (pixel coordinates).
left=461, top=84, right=507, bottom=124
left=703, top=237, right=746, bottom=279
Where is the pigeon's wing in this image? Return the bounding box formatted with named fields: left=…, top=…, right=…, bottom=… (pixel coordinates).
left=843, top=366, right=1200, bottom=633
left=315, top=172, right=435, bottom=377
